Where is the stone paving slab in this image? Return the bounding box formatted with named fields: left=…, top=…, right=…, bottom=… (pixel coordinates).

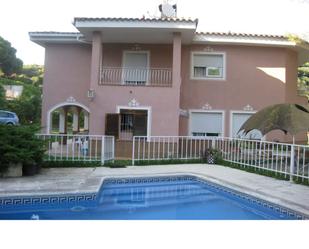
left=0, top=164, right=309, bottom=216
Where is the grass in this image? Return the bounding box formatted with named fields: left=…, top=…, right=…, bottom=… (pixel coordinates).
left=42, top=160, right=129, bottom=168
left=217, top=159, right=309, bottom=186
left=41, top=158, right=204, bottom=168
left=134, top=158, right=204, bottom=166
left=217, top=159, right=290, bottom=181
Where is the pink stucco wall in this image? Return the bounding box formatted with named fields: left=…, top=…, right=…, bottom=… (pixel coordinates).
left=179, top=45, right=307, bottom=140
left=88, top=42, right=179, bottom=135
left=102, top=43, right=173, bottom=68
left=42, top=44, right=91, bottom=131
left=41, top=41, right=306, bottom=141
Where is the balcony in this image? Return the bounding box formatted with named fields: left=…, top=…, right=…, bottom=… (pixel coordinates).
left=99, top=67, right=172, bottom=87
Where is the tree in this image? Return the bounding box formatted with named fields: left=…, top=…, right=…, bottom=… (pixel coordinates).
left=0, top=77, right=42, bottom=124
left=5, top=83, right=42, bottom=124
left=12, top=64, right=44, bottom=86
left=0, top=36, right=23, bottom=76
left=298, top=62, right=309, bottom=100
left=0, top=84, right=6, bottom=109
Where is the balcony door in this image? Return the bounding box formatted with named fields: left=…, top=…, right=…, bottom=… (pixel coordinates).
left=122, top=51, right=149, bottom=85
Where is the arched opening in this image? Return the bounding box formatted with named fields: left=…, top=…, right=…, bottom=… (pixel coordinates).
left=47, top=103, right=90, bottom=134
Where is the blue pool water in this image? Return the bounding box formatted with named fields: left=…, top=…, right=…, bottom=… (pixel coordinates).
left=0, top=176, right=305, bottom=220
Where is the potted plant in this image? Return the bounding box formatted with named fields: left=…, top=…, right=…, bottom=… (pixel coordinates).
left=203, top=148, right=222, bottom=164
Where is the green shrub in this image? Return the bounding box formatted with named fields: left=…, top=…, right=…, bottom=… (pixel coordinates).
left=42, top=161, right=101, bottom=168
left=135, top=158, right=204, bottom=166
left=42, top=160, right=129, bottom=168
left=0, top=125, right=46, bottom=172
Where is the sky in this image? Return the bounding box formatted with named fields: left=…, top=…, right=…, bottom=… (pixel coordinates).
left=0, top=0, right=308, bottom=65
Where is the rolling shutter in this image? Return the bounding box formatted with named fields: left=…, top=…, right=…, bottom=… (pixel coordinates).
left=190, top=112, right=223, bottom=136
left=193, top=54, right=223, bottom=68
left=232, top=113, right=262, bottom=139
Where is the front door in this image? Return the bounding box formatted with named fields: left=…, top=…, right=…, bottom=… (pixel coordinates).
left=119, top=110, right=147, bottom=140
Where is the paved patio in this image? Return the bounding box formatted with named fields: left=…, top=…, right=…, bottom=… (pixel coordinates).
left=0, top=164, right=309, bottom=216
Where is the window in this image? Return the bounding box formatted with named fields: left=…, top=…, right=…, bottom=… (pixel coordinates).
left=190, top=111, right=224, bottom=137
left=192, top=132, right=219, bottom=137
left=120, top=114, right=133, bottom=132
left=191, top=52, right=225, bottom=79
left=0, top=111, right=10, bottom=118
left=122, top=51, right=149, bottom=85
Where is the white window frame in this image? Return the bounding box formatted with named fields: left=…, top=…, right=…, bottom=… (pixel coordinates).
left=190, top=51, right=226, bottom=81
left=188, top=109, right=225, bottom=137
left=122, top=50, right=150, bottom=85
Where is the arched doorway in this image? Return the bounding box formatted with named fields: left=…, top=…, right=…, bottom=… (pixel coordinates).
left=47, top=102, right=90, bottom=134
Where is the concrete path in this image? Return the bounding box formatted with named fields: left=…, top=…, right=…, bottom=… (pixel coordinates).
left=0, top=164, right=309, bottom=216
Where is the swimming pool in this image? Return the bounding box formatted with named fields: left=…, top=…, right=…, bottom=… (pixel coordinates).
left=0, top=175, right=306, bottom=220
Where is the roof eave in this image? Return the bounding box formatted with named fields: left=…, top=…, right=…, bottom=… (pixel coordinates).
left=29, top=32, right=86, bottom=46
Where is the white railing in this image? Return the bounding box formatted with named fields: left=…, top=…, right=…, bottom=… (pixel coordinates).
left=37, top=134, right=115, bottom=164
left=213, top=138, right=305, bottom=181
left=100, top=67, right=172, bottom=87
left=101, top=135, right=115, bottom=164
left=132, top=136, right=309, bottom=182
left=132, top=136, right=213, bottom=164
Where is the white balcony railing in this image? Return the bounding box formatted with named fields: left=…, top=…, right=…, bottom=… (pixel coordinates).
left=100, top=67, right=172, bottom=87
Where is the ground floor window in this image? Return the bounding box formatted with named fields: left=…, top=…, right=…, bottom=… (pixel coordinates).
left=120, top=114, right=133, bottom=132
left=231, top=112, right=262, bottom=139
left=189, top=111, right=224, bottom=137
left=192, top=132, right=219, bottom=137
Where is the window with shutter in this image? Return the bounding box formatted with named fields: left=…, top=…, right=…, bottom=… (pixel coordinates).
left=191, top=52, right=225, bottom=80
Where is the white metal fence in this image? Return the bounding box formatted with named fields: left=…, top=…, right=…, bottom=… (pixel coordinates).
left=37, top=134, right=115, bottom=164
left=100, top=67, right=172, bottom=87
left=132, top=136, right=309, bottom=182
left=215, top=137, right=309, bottom=182
left=132, top=136, right=213, bottom=163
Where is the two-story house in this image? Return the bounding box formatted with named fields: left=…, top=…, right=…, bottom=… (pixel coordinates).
left=29, top=11, right=309, bottom=143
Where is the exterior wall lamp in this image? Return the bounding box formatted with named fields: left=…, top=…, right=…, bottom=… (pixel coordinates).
left=87, top=89, right=95, bottom=101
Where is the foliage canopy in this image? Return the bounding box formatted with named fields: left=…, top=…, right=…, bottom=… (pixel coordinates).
left=0, top=36, right=23, bottom=75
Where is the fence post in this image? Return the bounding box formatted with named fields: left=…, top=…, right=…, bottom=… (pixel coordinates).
left=211, top=137, right=216, bottom=149
left=112, top=136, right=115, bottom=162
left=132, top=136, right=135, bottom=166
left=101, top=136, right=105, bottom=165
left=289, top=144, right=295, bottom=182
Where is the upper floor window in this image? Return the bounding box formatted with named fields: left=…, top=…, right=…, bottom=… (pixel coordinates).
left=191, top=52, right=226, bottom=80
left=122, top=51, right=150, bottom=85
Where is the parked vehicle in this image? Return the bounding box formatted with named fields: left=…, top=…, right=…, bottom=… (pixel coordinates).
left=0, top=110, right=19, bottom=125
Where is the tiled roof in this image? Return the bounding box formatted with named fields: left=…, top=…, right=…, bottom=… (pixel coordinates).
left=196, top=31, right=286, bottom=39
left=73, top=17, right=198, bottom=24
